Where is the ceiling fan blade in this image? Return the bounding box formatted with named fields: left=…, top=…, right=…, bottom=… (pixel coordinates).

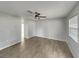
left=27, top=10, right=34, bottom=14
left=39, top=16, right=46, bottom=18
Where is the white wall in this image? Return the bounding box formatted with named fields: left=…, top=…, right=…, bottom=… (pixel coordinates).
left=24, top=18, right=66, bottom=41
left=24, top=20, right=36, bottom=38
left=66, top=3, right=79, bottom=58
left=35, top=19, right=66, bottom=41
left=0, top=13, right=21, bottom=50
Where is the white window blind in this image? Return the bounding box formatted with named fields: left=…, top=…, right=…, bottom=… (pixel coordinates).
left=69, top=15, right=78, bottom=43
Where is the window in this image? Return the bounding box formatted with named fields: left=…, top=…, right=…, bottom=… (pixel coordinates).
left=69, top=15, right=78, bottom=43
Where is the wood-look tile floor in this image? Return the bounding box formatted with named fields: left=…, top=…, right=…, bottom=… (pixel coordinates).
left=0, top=37, right=73, bottom=58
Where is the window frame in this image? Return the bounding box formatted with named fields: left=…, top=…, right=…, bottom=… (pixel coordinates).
left=68, top=15, right=78, bottom=43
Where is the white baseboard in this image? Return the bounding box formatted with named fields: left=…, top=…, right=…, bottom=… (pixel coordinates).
left=25, top=36, right=66, bottom=42
left=40, top=36, right=66, bottom=42
left=0, top=40, right=21, bottom=51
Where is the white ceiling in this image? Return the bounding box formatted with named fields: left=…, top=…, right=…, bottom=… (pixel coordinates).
left=0, top=1, right=78, bottom=19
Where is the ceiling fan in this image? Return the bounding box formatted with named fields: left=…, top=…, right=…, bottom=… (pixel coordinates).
left=27, top=10, right=46, bottom=20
